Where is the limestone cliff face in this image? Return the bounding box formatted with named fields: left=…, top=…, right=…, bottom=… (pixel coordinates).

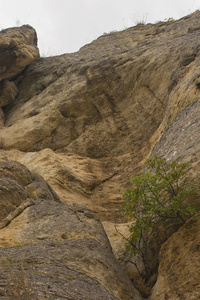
left=0, top=12, right=200, bottom=300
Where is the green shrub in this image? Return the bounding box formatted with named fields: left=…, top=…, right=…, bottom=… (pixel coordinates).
left=122, top=155, right=197, bottom=257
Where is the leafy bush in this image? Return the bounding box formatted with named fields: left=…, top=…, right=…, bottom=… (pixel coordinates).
left=122, top=155, right=197, bottom=257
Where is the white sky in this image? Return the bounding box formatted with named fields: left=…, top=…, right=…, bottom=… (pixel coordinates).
left=0, top=0, right=199, bottom=56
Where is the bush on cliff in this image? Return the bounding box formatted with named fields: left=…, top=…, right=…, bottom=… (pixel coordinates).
left=122, top=155, right=197, bottom=258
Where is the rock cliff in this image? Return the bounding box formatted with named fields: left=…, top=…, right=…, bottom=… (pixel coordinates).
left=0, top=12, right=200, bottom=299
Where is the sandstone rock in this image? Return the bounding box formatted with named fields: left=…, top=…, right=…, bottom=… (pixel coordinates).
left=0, top=160, right=60, bottom=226
left=0, top=148, right=124, bottom=221
left=1, top=12, right=200, bottom=158
left=0, top=177, right=28, bottom=221
left=0, top=161, right=142, bottom=300
left=124, top=98, right=200, bottom=296
left=0, top=12, right=200, bottom=221
left=0, top=160, right=32, bottom=186
left=0, top=11, right=200, bottom=300
left=0, top=25, right=39, bottom=81
left=152, top=99, right=200, bottom=187
left=0, top=80, right=18, bottom=107
left=0, top=12, right=199, bottom=221
left=149, top=218, right=200, bottom=300
left=123, top=99, right=200, bottom=295
left=0, top=108, right=4, bottom=127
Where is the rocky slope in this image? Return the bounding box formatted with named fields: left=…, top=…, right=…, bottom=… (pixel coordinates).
left=0, top=161, right=140, bottom=300
left=0, top=11, right=200, bottom=299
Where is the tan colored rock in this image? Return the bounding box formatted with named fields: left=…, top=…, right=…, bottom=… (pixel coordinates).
left=0, top=80, right=18, bottom=107
left=0, top=25, right=39, bottom=81
left=149, top=218, right=200, bottom=300
left=0, top=148, right=124, bottom=220
left=0, top=12, right=200, bottom=300
left=152, top=98, right=200, bottom=207
left=0, top=108, right=4, bottom=127
left=122, top=99, right=200, bottom=296
left=0, top=177, right=28, bottom=221
left=0, top=160, right=60, bottom=225
left=1, top=12, right=200, bottom=158
left=0, top=160, right=32, bottom=186
left=0, top=160, right=142, bottom=300
left=1, top=12, right=200, bottom=219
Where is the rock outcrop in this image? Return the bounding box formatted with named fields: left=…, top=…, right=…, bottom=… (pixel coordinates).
left=1, top=12, right=200, bottom=219
left=0, top=161, right=141, bottom=300
left=149, top=217, right=200, bottom=300
left=0, top=25, right=39, bottom=81
left=0, top=11, right=200, bottom=300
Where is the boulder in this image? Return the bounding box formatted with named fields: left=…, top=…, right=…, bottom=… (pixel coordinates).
left=0, top=161, right=142, bottom=300
left=0, top=25, right=39, bottom=81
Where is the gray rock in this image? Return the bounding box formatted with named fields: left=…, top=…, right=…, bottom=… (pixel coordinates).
left=0, top=161, right=142, bottom=300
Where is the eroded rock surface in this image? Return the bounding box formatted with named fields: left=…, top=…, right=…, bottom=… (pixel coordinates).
left=0, top=11, right=200, bottom=300
left=0, top=80, right=18, bottom=108
left=0, top=25, right=39, bottom=81
left=0, top=161, right=141, bottom=300
left=149, top=218, right=200, bottom=300
left=0, top=12, right=200, bottom=222
left=123, top=99, right=200, bottom=297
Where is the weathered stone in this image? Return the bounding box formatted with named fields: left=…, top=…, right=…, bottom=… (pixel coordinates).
left=0, top=160, right=32, bottom=186
left=1, top=13, right=200, bottom=158
left=0, top=162, right=142, bottom=300
left=0, top=108, right=4, bottom=127
left=123, top=99, right=200, bottom=296
left=153, top=99, right=200, bottom=167
left=0, top=12, right=199, bottom=224
left=0, top=80, right=18, bottom=107
left=0, top=12, right=200, bottom=222
left=149, top=218, right=200, bottom=300
left=152, top=99, right=200, bottom=207
left=0, top=11, right=200, bottom=300
left=0, top=177, right=28, bottom=221
left=0, top=160, right=60, bottom=224
left=27, top=173, right=61, bottom=202
left=0, top=25, right=39, bottom=81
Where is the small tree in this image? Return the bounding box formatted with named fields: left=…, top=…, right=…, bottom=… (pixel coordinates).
left=122, top=155, right=197, bottom=258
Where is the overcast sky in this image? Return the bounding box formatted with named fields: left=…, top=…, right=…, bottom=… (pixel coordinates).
left=0, top=0, right=199, bottom=56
